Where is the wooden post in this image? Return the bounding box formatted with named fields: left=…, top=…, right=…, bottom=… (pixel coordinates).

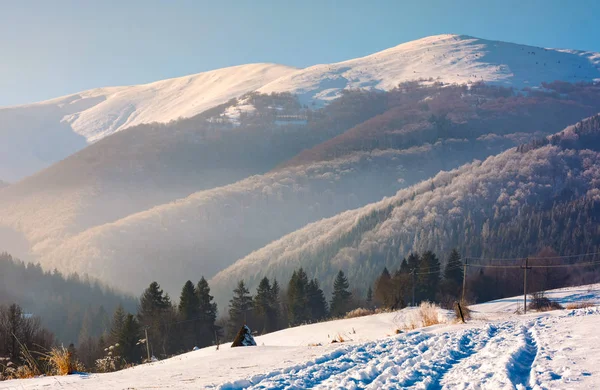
left=411, top=269, right=416, bottom=306
left=144, top=326, right=151, bottom=362
left=456, top=301, right=465, bottom=323
left=521, top=258, right=531, bottom=314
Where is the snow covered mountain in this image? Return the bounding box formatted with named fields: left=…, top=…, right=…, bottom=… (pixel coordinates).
left=258, top=34, right=600, bottom=106
left=0, top=63, right=296, bottom=181
left=2, top=34, right=600, bottom=181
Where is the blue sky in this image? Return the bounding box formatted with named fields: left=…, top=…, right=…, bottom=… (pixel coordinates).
left=1, top=0, right=598, bottom=106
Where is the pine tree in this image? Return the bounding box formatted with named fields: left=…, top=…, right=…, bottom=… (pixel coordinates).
left=109, top=305, right=126, bottom=346
left=391, top=268, right=410, bottom=309
left=137, top=282, right=173, bottom=356
left=366, top=286, right=373, bottom=308
left=227, top=280, right=253, bottom=337
left=196, top=277, right=218, bottom=347
left=307, top=279, right=328, bottom=321
left=374, top=267, right=393, bottom=308
left=399, top=258, right=410, bottom=274
left=178, top=280, right=200, bottom=349
left=444, top=249, right=464, bottom=286
left=406, top=253, right=420, bottom=272
left=287, top=268, right=310, bottom=326
left=417, top=251, right=441, bottom=302
left=118, top=314, right=142, bottom=364
left=443, top=249, right=464, bottom=299
left=269, top=279, right=281, bottom=331
left=178, top=281, right=200, bottom=320
left=254, top=277, right=273, bottom=333
left=330, top=270, right=352, bottom=317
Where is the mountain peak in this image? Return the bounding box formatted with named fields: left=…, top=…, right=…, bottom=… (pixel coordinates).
left=259, top=34, right=600, bottom=106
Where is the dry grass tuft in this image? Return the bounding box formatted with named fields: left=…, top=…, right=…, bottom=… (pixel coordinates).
left=344, top=308, right=374, bottom=319
left=14, top=365, right=36, bottom=379
left=330, top=333, right=347, bottom=343
left=403, top=302, right=443, bottom=330
left=565, top=301, right=595, bottom=310
left=420, top=302, right=442, bottom=327
left=43, top=346, right=84, bottom=375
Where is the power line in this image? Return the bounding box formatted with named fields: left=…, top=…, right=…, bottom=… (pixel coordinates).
left=464, top=250, right=600, bottom=262
left=465, top=259, right=600, bottom=269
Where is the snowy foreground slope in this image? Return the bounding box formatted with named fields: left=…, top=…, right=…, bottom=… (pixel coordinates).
left=2, top=284, right=600, bottom=389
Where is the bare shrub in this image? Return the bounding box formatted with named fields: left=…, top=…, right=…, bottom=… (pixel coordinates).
left=529, top=293, right=563, bottom=312
left=565, top=301, right=595, bottom=310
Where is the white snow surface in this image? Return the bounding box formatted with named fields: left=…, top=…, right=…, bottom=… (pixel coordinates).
left=28, top=63, right=297, bottom=142
left=2, top=283, right=600, bottom=389
left=258, top=34, right=600, bottom=106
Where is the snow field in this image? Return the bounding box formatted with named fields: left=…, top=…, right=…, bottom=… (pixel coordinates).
left=1, top=285, right=599, bottom=389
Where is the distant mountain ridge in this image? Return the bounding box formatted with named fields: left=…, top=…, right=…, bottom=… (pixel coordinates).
left=3, top=82, right=599, bottom=297
left=2, top=34, right=600, bottom=180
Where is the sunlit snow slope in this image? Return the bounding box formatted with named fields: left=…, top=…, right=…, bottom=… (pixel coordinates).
left=259, top=34, right=600, bottom=106
left=0, top=63, right=296, bottom=180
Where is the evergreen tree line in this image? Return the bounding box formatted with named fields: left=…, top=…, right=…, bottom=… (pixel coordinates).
left=225, top=269, right=355, bottom=340
left=0, top=252, right=138, bottom=344
left=373, top=249, right=464, bottom=310
left=75, top=277, right=220, bottom=369
left=5, top=246, right=594, bottom=376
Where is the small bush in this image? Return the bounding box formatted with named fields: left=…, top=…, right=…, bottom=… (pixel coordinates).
left=528, top=295, right=563, bottom=312
left=565, top=301, right=595, bottom=310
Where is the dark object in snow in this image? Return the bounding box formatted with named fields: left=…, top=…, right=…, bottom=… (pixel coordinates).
left=231, top=325, right=257, bottom=347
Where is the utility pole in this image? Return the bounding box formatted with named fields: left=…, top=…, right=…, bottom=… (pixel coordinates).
left=461, top=257, right=468, bottom=304
left=144, top=326, right=151, bottom=362
left=411, top=269, right=416, bottom=306
left=521, top=258, right=531, bottom=314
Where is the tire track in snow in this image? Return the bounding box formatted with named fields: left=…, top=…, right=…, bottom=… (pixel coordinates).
left=506, top=322, right=539, bottom=390
left=219, top=325, right=500, bottom=390
left=439, top=320, right=541, bottom=390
